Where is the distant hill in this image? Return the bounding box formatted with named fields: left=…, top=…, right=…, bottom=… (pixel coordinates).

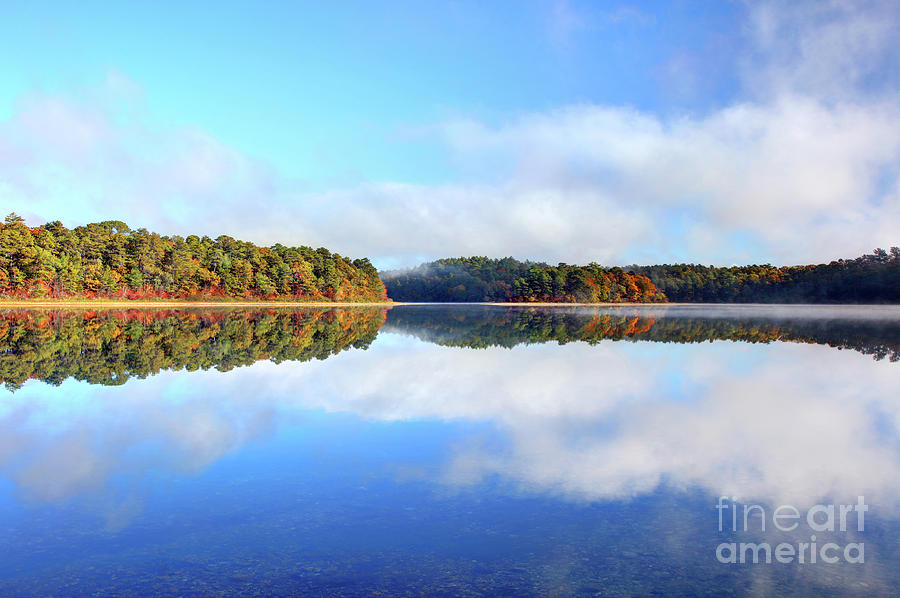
left=382, top=249, right=900, bottom=304
left=381, top=256, right=545, bottom=302
left=0, top=213, right=387, bottom=302
left=382, top=257, right=664, bottom=303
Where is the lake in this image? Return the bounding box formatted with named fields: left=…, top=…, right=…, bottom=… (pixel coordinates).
left=1, top=304, right=898, bottom=596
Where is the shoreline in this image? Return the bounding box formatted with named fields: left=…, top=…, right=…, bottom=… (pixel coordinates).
left=0, top=300, right=397, bottom=308
left=0, top=300, right=741, bottom=308
left=0, top=300, right=895, bottom=309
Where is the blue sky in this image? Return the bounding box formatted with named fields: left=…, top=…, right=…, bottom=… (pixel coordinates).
left=1, top=1, right=898, bottom=268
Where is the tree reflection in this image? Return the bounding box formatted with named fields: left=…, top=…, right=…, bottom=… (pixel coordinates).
left=0, top=308, right=386, bottom=389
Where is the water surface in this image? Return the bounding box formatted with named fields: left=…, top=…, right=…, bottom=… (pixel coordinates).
left=1, top=304, right=898, bottom=596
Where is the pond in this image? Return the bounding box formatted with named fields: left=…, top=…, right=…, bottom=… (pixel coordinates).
left=0, top=304, right=898, bottom=596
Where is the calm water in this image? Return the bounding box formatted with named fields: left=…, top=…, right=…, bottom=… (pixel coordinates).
left=1, top=304, right=899, bottom=596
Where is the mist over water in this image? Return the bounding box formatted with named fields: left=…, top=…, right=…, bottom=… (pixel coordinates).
left=0, top=305, right=898, bottom=595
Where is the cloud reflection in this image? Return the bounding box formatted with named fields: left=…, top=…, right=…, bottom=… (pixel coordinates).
left=2, top=326, right=899, bottom=514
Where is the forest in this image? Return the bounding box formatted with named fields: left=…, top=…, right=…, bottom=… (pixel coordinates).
left=0, top=307, right=385, bottom=390
left=3, top=213, right=897, bottom=304
left=631, top=248, right=900, bottom=303
left=381, top=257, right=543, bottom=302
left=383, top=250, right=900, bottom=304
left=382, top=257, right=664, bottom=303
left=512, top=263, right=665, bottom=303
left=0, top=214, right=387, bottom=302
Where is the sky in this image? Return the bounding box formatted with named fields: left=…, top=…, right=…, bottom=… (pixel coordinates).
left=1, top=0, right=898, bottom=269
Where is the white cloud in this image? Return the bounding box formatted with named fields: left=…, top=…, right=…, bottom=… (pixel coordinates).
left=743, top=0, right=900, bottom=100
left=437, top=95, right=900, bottom=263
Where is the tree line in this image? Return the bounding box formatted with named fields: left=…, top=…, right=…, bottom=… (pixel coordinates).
left=383, top=250, right=900, bottom=303
left=382, top=257, right=664, bottom=303
left=512, top=263, right=665, bottom=303
left=631, top=248, right=900, bottom=303
left=0, top=214, right=387, bottom=301
left=3, top=213, right=896, bottom=304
